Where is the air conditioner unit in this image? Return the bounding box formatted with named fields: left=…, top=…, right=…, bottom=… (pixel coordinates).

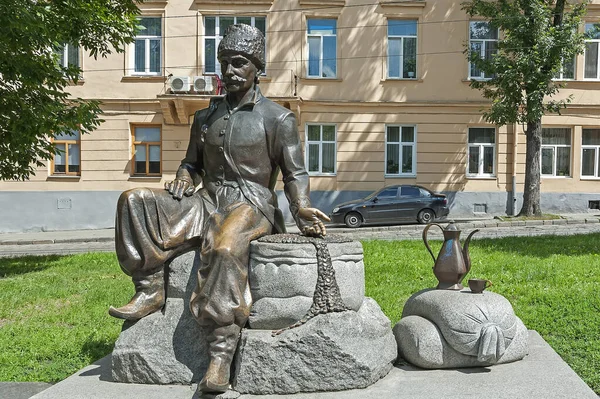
left=193, top=76, right=214, bottom=94
left=169, top=76, right=190, bottom=93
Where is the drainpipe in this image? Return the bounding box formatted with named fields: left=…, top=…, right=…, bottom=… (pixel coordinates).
left=511, top=122, right=518, bottom=215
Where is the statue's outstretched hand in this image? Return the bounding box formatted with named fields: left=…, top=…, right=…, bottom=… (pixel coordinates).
left=164, top=178, right=195, bottom=200
left=297, top=207, right=331, bottom=237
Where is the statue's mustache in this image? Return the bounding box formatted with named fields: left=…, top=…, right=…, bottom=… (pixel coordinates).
left=224, top=75, right=247, bottom=83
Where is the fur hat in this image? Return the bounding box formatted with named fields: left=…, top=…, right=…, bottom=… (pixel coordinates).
left=217, top=24, right=265, bottom=71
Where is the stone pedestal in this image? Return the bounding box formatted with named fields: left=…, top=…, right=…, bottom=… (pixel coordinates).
left=111, top=250, right=209, bottom=384
left=111, top=235, right=396, bottom=393
left=234, top=297, right=397, bottom=395
left=393, top=288, right=529, bottom=369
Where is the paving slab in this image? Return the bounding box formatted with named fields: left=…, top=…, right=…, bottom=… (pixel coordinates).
left=29, top=331, right=597, bottom=399
left=0, top=382, right=53, bottom=399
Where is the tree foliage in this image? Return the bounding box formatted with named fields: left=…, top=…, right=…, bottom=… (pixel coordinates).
left=0, top=0, right=141, bottom=181
left=462, top=0, right=588, bottom=215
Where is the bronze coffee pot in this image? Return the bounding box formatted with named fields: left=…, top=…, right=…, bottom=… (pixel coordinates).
left=422, top=223, right=479, bottom=290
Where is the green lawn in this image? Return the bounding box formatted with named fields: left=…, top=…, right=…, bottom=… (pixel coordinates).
left=0, top=234, right=598, bottom=393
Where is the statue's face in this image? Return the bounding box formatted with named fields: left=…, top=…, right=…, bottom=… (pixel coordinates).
left=219, top=52, right=258, bottom=94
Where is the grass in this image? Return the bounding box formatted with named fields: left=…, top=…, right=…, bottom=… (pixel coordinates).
left=0, top=234, right=598, bottom=394
left=494, top=213, right=562, bottom=221
left=363, top=233, right=600, bottom=394
left=0, top=253, right=131, bottom=382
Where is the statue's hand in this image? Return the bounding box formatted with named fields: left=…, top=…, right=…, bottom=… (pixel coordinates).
left=297, top=207, right=331, bottom=237
left=164, top=178, right=195, bottom=200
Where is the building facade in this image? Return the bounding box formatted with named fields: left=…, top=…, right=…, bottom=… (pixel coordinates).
left=2, top=0, right=600, bottom=233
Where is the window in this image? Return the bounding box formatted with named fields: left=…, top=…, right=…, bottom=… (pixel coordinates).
left=541, top=127, right=571, bottom=177
left=132, top=126, right=161, bottom=175
left=554, top=56, right=575, bottom=80
left=378, top=187, right=399, bottom=198
left=52, top=129, right=80, bottom=176
left=55, top=43, right=80, bottom=69
left=582, top=129, right=600, bottom=178
left=584, top=23, right=600, bottom=79
left=400, top=186, right=420, bottom=197
left=467, top=127, right=496, bottom=177
left=307, top=19, right=337, bottom=78
left=469, top=21, right=498, bottom=80
left=204, top=16, right=266, bottom=75
left=386, top=125, right=416, bottom=176
left=131, top=17, right=162, bottom=75
left=388, top=20, right=417, bottom=79
left=306, top=124, right=336, bottom=175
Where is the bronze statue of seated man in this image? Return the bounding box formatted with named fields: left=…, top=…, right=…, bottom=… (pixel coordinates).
left=109, top=23, right=329, bottom=394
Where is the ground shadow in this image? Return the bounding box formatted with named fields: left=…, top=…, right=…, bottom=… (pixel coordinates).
left=80, top=338, right=116, bottom=374
left=79, top=354, right=113, bottom=382
left=394, top=358, right=492, bottom=375
left=0, top=254, right=64, bottom=277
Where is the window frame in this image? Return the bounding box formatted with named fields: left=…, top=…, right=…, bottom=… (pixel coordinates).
left=56, top=43, right=80, bottom=69
left=581, top=128, right=600, bottom=179
left=306, top=18, right=338, bottom=79
left=203, top=15, right=267, bottom=76
left=466, top=127, right=497, bottom=178
left=51, top=129, right=81, bottom=176
left=384, top=124, right=417, bottom=177
left=131, top=124, right=162, bottom=176
left=468, top=20, right=499, bottom=81
left=387, top=19, right=418, bottom=80
left=584, top=22, right=600, bottom=80
left=540, top=127, right=572, bottom=178
left=305, top=123, right=337, bottom=176
left=129, top=16, right=163, bottom=76
left=553, top=56, right=576, bottom=80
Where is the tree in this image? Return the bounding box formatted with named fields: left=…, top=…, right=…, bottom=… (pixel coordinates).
left=462, top=0, right=588, bottom=216
left=0, top=0, right=141, bottom=181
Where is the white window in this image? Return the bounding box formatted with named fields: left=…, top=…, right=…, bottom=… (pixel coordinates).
left=467, top=127, right=496, bottom=177
left=131, top=17, right=162, bottom=75
left=584, top=23, right=600, bottom=79
left=55, top=43, right=80, bottom=69
left=541, top=127, right=571, bottom=177
left=307, top=19, right=337, bottom=78
left=388, top=20, right=417, bottom=79
left=582, top=129, right=600, bottom=178
left=554, top=57, right=575, bottom=80
left=204, top=16, right=266, bottom=75
left=469, top=21, right=498, bottom=80
left=306, top=124, right=336, bottom=175
left=386, top=125, right=416, bottom=176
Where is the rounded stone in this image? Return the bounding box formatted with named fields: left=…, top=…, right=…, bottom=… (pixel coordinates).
left=394, top=288, right=529, bottom=368
left=248, top=235, right=365, bottom=329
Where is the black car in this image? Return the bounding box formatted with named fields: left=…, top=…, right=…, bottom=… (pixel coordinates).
left=329, top=185, right=449, bottom=228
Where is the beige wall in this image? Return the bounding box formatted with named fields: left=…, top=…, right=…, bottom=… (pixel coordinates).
left=2, top=0, right=599, bottom=213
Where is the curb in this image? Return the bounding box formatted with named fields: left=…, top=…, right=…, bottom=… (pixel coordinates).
left=0, top=217, right=598, bottom=246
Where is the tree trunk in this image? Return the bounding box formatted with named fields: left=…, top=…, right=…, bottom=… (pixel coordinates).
left=519, top=119, right=542, bottom=216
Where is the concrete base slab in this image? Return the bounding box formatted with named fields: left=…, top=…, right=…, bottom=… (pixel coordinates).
left=0, top=382, right=53, bottom=399
left=29, top=331, right=597, bottom=399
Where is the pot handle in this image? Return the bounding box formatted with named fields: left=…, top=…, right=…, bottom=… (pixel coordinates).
left=422, top=223, right=443, bottom=263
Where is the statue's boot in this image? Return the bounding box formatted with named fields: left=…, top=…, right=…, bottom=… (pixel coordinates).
left=108, top=270, right=165, bottom=320
left=198, top=324, right=241, bottom=393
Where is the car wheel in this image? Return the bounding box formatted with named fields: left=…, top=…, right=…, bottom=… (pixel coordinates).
left=417, top=209, right=435, bottom=224
left=344, top=212, right=362, bottom=228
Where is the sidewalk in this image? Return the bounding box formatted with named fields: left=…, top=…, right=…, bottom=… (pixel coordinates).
left=1, top=212, right=600, bottom=257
